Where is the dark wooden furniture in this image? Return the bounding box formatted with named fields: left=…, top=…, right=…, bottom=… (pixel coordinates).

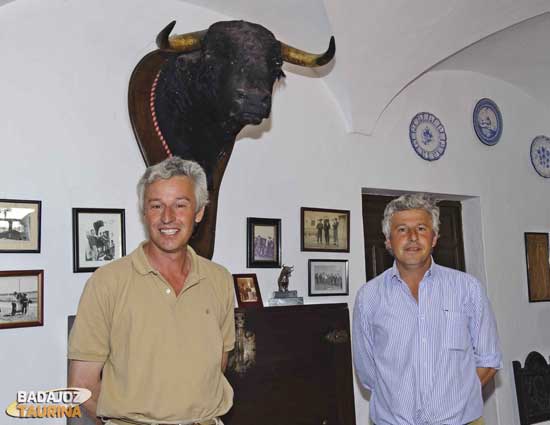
left=223, top=303, right=356, bottom=425
left=68, top=303, right=356, bottom=425
left=513, top=351, right=550, bottom=425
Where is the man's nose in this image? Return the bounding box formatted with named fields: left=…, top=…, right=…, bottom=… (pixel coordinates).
left=161, top=206, right=175, bottom=223
left=408, top=229, right=418, bottom=241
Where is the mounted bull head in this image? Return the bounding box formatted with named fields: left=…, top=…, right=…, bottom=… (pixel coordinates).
left=128, top=20, right=335, bottom=259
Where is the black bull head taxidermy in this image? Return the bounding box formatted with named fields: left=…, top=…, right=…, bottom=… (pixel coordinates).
left=129, top=20, right=335, bottom=259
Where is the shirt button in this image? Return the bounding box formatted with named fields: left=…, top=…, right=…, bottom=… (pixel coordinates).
left=165, top=288, right=171, bottom=294
left=422, top=338, right=427, bottom=343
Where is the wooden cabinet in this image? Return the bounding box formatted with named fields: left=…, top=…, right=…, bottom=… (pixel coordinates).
left=223, top=303, right=356, bottom=425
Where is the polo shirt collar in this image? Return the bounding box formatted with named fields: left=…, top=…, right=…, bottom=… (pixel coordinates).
left=131, top=242, right=206, bottom=285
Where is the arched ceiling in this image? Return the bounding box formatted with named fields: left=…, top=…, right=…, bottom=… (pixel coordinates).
left=433, top=12, right=550, bottom=106
left=3, top=0, right=550, bottom=134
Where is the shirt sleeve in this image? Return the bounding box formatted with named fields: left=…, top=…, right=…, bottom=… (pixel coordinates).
left=68, top=272, right=112, bottom=362
left=220, top=269, right=236, bottom=352
left=468, top=279, right=502, bottom=369
left=352, top=287, right=377, bottom=391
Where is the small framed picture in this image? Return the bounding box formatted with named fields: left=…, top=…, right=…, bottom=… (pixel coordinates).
left=0, top=270, right=44, bottom=329
left=72, top=208, right=126, bottom=273
left=308, top=259, right=349, bottom=296
left=233, top=274, right=263, bottom=308
left=0, top=199, right=41, bottom=253
left=247, top=217, right=281, bottom=268
left=524, top=232, right=550, bottom=302
left=301, top=207, right=350, bottom=252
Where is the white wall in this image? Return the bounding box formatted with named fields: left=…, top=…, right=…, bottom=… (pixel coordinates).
left=1, top=1, right=549, bottom=424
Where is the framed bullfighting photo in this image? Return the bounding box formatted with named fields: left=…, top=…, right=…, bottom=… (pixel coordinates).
left=233, top=274, right=263, bottom=308
left=0, top=270, right=44, bottom=330
left=0, top=199, right=41, bottom=253
left=72, top=208, right=126, bottom=273
left=246, top=217, right=281, bottom=268
left=301, top=207, right=350, bottom=253
left=308, top=259, right=349, bottom=296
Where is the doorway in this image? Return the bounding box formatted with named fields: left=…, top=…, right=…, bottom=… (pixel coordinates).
left=362, top=194, right=466, bottom=281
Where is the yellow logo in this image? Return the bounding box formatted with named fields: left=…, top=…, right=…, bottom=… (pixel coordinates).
left=5, top=388, right=91, bottom=419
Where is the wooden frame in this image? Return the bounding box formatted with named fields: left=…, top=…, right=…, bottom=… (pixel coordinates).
left=0, top=199, right=41, bottom=253
left=246, top=217, right=281, bottom=268
left=301, top=207, right=350, bottom=252
left=233, top=274, right=263, bottom=308
left=524, top=232, right=550, bottom=302
left=72, top=208, right=126, bottom=273
left=0, top=270, right=44, bottom=329
left=308, top=259, right=349, bottom=296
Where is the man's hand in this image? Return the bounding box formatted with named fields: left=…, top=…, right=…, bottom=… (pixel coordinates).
left=68, top=360, right=104, bottom=425
left=476, top=367, right=497, bottom=387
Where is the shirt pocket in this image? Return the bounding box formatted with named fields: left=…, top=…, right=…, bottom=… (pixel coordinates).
left=443, top=310, right=470, bottom=351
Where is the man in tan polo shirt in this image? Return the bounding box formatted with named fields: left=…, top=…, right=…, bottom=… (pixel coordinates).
left=68, top=157, right=235, bottom=425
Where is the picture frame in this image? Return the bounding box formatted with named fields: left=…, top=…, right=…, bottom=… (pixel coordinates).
left=247, top=217, right=281, bottom=268
left=301, top=207, right=350, bottom=252
left=0, top=270, right=44, bottom=329
left=524, top=232, right=550, bottom=302
left=0, top=199, right=41, bottom=253
left=233, top=274, right=263, bottom=308
left=308, top=259, right=349, bottom=296
left=72, top=208, right=126, bottom=273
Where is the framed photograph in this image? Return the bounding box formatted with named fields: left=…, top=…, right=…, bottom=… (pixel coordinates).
left=0, top=270, right=44, bottom=329
left=247, top=217, right=281, bottom=268
left=0, top=199, right=41, bottom=253
left=524, top=232, right=550, bottom=302
left=301, top=207, right=350, bottom=252
left=72, top=208, right=126, bottom=273
left=233, top=274, right=263, bottom=308
left=308, top=259, right=349, bottom=296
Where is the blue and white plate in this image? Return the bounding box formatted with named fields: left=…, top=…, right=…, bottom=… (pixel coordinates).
left=409, top=112, right=447, bottom=161
left=473, top=98, right=502, bottom=146
left=530, top=135, right=550, bottom=178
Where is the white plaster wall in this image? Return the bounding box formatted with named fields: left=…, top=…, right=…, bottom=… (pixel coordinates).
left=1, top=1, right=549, bottom=425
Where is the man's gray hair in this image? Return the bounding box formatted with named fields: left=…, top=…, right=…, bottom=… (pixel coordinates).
left=381, top=193, right=440, bottom=239
left=137, top=157, right=209, bottom=213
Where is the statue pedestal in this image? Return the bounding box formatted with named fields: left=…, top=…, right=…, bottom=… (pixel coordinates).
left=268, top=290, right=304, bottom=306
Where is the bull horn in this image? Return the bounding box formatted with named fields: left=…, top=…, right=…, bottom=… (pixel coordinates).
left=280, top=36, right=335, bottom=67
left=156, top=20, right=206, bottom=52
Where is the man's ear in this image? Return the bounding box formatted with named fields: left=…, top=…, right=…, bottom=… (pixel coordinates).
left=432, top=233, right=439, bottom=248
left=385, top=239, right=391, bottom=251
left=195, top=206, right=205, bottom=224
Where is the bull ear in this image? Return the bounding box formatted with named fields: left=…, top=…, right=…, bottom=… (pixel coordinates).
left=280, top=36, right=335, bottom=67
left=156, top=20, right=206, bottom=53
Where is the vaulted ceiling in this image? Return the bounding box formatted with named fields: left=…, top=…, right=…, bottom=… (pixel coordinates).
left=3, top=0, right=550, bottom=135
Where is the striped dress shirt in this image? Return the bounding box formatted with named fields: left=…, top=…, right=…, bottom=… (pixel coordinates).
left=352, top=261, right=502, bottom=425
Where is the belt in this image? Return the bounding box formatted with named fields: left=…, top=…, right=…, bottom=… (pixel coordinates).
left=107, top=418, right=218, bottom=425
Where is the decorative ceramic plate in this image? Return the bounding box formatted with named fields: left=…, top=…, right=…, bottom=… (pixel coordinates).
left=473, top=98, right=502, bottom=146
left=409, top=112, right=447, bottom=161
left=530, top=135, right=550, bottom=178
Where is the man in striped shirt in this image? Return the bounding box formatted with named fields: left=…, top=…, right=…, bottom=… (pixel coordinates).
left=353, top=193, right=501, bottom=425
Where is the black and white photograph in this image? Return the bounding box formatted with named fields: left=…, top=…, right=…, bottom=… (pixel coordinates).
left=0, top=199, right=41, bottom=253
left=247, top=217, right=281, bottom=268
left=301, top=207, right=350, bottom=252
left=0, top=270, right=44, bottom=329
left=72, top=208, right=126, bottom=273
left=308, top=259, right=349, bottom=296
